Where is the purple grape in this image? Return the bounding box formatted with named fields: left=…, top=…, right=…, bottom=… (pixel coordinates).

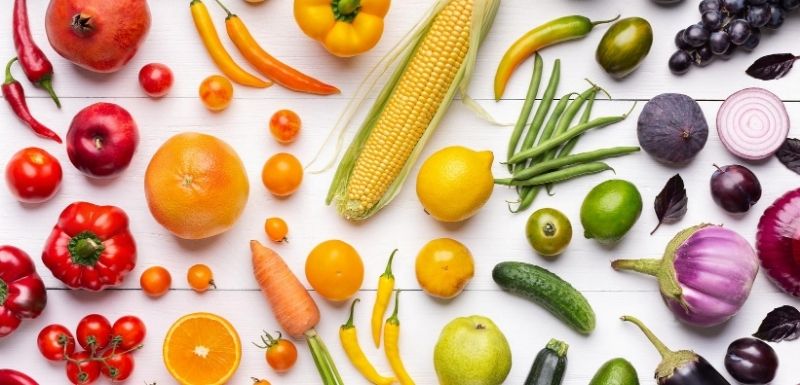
left=709, top=31, right=731, bottom=54
left=747, top=5, right=772, bottom=27
left=700, top=0, right=722, bottom=11
left=710, top=164, right=762, bottom=213
left=684, top=24, right=711, bottom=46
left=720, top=43, right=737, bottom=59
left=728, top=19, right=752, bottom=44
left=782, top=0, right=800, bottom=11
left=723, top=0, right=747, bottom=14
left=669, top=50, right=693, bottom=74
left=675, top=29, right=693, bottom=49
left=747, top=0, right=768, bottom=4
left=766, top=5, right=784, bottom=28
left=702, top=11, right=724, bottom=30
left=741, top=28, right=761, bottom=51
left=694, top=45, right=715, bottom=66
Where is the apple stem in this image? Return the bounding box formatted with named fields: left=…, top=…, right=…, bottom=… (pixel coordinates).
left=94, top=136, right=104, bottom=150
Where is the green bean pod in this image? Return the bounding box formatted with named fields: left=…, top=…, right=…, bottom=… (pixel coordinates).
left=513, top=146, right=640, bottom=181
left=496, top=162, right=613, bottom=187
left=557, top=89, right=598, bottom=159
left=507, top=53, right=544, bottom=172
left=517, top=60, right=561, bottom=166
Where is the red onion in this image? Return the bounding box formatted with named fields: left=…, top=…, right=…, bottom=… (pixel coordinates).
left=612, top=224, right=759, bottom=327
left=756, top=187, right=800, bottom=297
left=716, top=87, right=789, bottom=160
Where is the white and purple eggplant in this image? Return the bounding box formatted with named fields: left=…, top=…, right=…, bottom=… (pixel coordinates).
left=612, top=224, right=759, bottom=327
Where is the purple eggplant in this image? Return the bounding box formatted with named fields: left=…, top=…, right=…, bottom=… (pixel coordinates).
left=612, top=224, right=758, bottom=327
left=622, top=315, right=731, bottom=385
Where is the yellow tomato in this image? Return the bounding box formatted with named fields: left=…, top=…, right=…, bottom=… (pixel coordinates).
left=264, top=217, right=289, bottom=243
left=305, top=240, right=364, bottom=301
left=199, top=75, right=233, bottom=112
left=415, top=238, right=474, bottom=299
left=261, top=153, right=303, bottom=197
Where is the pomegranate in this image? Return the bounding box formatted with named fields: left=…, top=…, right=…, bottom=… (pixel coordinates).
left=45, top=0, right=151, bottom=73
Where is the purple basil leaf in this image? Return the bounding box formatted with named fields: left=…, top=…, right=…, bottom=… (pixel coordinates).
left=651, top=174, right=687, bottom=235
left=746, top=53, right=799, bottom=81
left=753, top=305, right=800, bottom=342
left=776, top=138, right=800, bottom=175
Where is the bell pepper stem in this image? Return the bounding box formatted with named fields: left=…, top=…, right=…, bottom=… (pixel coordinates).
left=338, top=0, right=360, bottom=15
left=343, top=298, right=359, bottom=329
left=4, top=57, right=19, bottom=85
left=611, top=258, right=662, bottom=276
left=68, top=231, right=106, bottom=266
left=0, top=278, right=7, bottom=305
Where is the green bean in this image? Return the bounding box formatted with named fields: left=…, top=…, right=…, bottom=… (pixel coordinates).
left=496, top=162, right=613, bottom=187
left=513, top=146, right=640, bottom=180
left=557, top=89, right=598, bottom=159
left=507, top=107, right=634, bottom=164
left=517, top=60, right=561, bottom=161
left=507, top=54, right=544, bottom=172
left=512, top=186, right=541, bottom=213
left=539, top=86, right=597, bottom=175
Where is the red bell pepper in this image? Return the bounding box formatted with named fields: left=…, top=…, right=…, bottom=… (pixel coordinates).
left=42, top=202, right=137, bottom=291
left=0, top=369, right=39, bottom=385
left=0, top=245, right=46, bottom=337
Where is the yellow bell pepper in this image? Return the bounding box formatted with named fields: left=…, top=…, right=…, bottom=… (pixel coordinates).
left=294, top=0, right=390, bottom=57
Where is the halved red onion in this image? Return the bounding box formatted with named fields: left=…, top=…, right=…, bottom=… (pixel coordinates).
left=716, top=88, right=789, bottom=160
left=756, top=187, right=800, bottom=297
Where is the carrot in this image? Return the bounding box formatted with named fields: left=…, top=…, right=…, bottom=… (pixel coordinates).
left=250, top=240, right=344, bottom=385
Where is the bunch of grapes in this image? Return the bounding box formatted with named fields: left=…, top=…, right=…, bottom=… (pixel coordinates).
left=669, top=0, right=800, bottom=74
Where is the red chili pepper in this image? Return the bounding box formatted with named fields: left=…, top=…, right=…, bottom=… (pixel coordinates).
left=3, top=57, right=62, bottom=143
left=0, top=245, right=47, bottom=338
left=13, top=0, right=60, bottom=108
left=0, top=369, right=39, bottom=385
left=42, top=202, right=137, bottom=291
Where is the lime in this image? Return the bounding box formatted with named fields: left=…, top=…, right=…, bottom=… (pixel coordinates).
left=525, top=208, right=572, bottom=257
left=580, top=179, right=642, bottom=244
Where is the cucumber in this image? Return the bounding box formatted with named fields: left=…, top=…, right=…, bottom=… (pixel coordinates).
left=589, top=358, right=639, bottom=385
left=492, top=261, right=595, bottom=334
left=524, top=339, right=568, bottom=385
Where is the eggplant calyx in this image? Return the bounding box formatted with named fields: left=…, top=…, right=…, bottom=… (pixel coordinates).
left=621, top=315, right=700, bottom=380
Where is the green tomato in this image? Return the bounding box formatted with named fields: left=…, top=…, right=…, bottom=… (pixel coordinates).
left=525, top=208, right=572, bottom=257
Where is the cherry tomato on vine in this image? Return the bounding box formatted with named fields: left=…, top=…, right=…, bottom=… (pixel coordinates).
left=254, top=331, right=297, bottom=372
left=76, top=314, right=112, bottom=351
left=269, top=109, right=301, bottom=144
left=112, top=316, right=146, bottom=350
left=37, top=324, right=75, bottom=361
left=199, top=75, right=233, bottom=112
left=138, top=63, right=174, bottom=98
left=100, top=351, right=135, bottom=382
left=264, top=217, right=289, bottom=243
left=5, top=147, right=62, bottom=203
left=140, top=266, right=172, bottom=298
left=66, top=351, right=101, bottom=385
left=187, top=264, right=215, bottom=292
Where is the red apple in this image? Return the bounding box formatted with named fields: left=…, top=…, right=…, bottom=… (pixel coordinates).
left=67, top=103, right=139, bottom=178
left=45, top=0, right=151, bottom=73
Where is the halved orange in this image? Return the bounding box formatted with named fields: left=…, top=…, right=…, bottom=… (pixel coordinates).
left=163, top=312, right=241, bottom=385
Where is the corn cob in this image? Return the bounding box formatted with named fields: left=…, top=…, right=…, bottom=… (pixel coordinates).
left=324, top=0, right=501, bottom=221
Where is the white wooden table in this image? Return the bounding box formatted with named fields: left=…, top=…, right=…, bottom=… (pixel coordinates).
left=2, top=0, right=799, bottom=384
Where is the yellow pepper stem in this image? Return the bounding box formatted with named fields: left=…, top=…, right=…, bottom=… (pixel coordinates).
left=343, top=298, right=359, bottom=329
left=382, top=249, right=397, bottom=278
left=333, top=0, right=361, bottom=22
left=388, top=290, right=400, bottom=325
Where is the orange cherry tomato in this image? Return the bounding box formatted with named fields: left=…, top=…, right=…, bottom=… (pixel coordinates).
left=199, top=75, right=233, bottom=112
left=261, top=153, right=303, bottom=197
left=187, top=264, right=215, bottom=292
left=264, top=217, right=288, bottom=243
left=251, top=378, right=271, bottom=385
left=269, top=110, right=301, bottom=144
left=140, top=266, right=172, bottom=297
left=254, top=331, right=297, bottom=373
left=305, top=240, right=364, bottom=301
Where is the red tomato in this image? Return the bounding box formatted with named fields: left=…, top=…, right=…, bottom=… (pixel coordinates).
left=100, top=352, right=135, bottom=382
left=66, top=351, right=101, bottom=385
left=37, top=324, right=75, bottom=361
left=112, top=316, right=146, bottom=350
left=269, top=109, right=301, bottom=144
left=76, top=314, right=112, bottom=351
left=4, top=147, right=62, bottom=203
left=138, top=63, right=174, bottom=98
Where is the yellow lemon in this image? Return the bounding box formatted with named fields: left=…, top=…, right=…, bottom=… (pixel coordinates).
left=416, top=146, right=494, bottom=222
left=416, top=238, right=474, bottom=299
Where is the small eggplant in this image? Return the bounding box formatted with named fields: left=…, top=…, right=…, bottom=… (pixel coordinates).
left=612, top=224, right=758, bottom=327
left=621, top=315, right=731, bottom=385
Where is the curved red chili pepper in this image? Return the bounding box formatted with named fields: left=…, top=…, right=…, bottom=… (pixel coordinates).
left=13, top=0, right=60, bottom=108
left=0, top=246, right=47, bottom=337
left=0, top=369, right=39, bottom=385
left=3, top=58, right=62, bottom=143
left=42, top=201, right=137, bottom=291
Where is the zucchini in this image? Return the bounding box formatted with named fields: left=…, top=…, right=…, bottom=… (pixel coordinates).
left=492, top=261, right=596, bottom=334
left=525, top=339, right=568, bottom=385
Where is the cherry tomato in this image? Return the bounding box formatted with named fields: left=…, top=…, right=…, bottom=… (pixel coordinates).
left=525, top=208, right=572, bottom=258
left=255, top=331, right=297, bottom=372
left=264, top=217, right=288, bottom=243
left=5, top=147, right=62, bottom=203
left=66, top=351, right=101, bottom=385
left=100, top=351, right=135, bottom=382
left=138, top=63, right=174, bottom=98
left=251, top=378, right=272, bottom=385
left=139, top=266, right=172, bottom=298
left=261, top=153, right=303, bottom=197
left=199, top=75, right=233, bottom=112
left=112, top=316, right=146, bottom=350
left=37, top=324, right=76, bottom=361
left=187, top=264, right=215, bottom=292
left=76, top=314, right=112, bottom=351
left=269, top=109, right=301, bottom=144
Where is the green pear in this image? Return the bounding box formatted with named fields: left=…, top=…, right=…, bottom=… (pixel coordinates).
left=434, top=315, right=512, bottom=385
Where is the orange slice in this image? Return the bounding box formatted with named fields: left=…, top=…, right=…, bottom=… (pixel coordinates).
left=163, top=312, right=241, bottom=385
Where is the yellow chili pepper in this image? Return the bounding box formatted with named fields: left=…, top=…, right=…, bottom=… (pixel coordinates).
left=339, top=299, right=397, bottom=385
left=293, top=0, right=390, bottom=57
left=189, top=0, right=271, bottom=88
left=384, top=291, right=415, bottom=385
left=371, top=249, right=396, bottom=348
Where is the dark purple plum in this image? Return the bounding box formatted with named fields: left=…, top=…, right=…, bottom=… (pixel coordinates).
left=724, top=338, right=778, bottom=384
left=638, top=94, right=708, bottom=164
left=710, top=164, right=762, bottom=213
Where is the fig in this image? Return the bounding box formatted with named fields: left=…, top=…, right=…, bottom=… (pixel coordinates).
left=638, top=93, right=709, bottom=165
